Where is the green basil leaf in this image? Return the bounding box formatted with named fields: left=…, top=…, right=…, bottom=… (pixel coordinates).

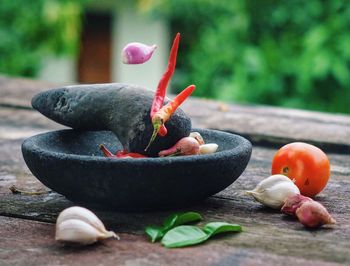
left=173, top=212, right=203, bottom=227
left=145, top=226, right=164, bottom=243
left=163, top=214, right=179, bottom=230
left=161, top=225, right=209, bottom=248
left=146, top=212, right=203, bottom=242
left=163, top=212, right=202, bottom=230
left=203, top=222, right=242, bottom=238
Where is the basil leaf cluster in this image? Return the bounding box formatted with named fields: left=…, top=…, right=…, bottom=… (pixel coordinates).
left=145, top=212, right=242, bottom=248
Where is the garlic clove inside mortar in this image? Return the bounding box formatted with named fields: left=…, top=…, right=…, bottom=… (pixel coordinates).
left=55, top=206, right=118, bottom=245
left=246, top=174, right=300, bottom=209
left=189, top=132, right=205, bottom=145
left=199, top=143, right=218, bottom=154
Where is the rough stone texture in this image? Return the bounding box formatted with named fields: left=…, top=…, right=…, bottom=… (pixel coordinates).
left=21, top=129, right=252, bottom=210
left=1, top=76, right=350, bottom=265
left=31, top=83, right=192, bottom=156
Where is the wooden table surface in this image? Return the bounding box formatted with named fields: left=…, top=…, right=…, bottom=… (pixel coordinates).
left=0, top=76, right=349, bottom=266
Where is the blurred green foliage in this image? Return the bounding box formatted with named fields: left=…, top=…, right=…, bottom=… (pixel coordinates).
left=0, top=0, right=84, bottom=77
left=1, top=0, right=349, bottom=113
left=148, top=0, right=350, bottom=113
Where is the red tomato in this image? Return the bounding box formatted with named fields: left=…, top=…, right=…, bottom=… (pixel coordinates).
left=271, top=142, right=330, bottom=197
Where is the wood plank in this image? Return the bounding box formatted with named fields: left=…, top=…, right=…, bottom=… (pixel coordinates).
left=182, top=98, right=350, bottom=152
left=0, top=194, right=349, bottom=264
left=0, top=216, right=342, bottom=266
left=1, top=75, right=350, bottom=151
left=0, top=76, right=56, bottom=109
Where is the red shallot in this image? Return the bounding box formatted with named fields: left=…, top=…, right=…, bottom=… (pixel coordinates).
left=122, top=42, right=157, bottom=64
left=158, top=137, right=200, bottom=157
left=296, top=200, right=336, bottom=228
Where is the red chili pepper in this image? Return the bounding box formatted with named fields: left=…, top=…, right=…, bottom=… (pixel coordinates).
left=116, top=150, right=128, bottom=156
left=99, top=144, right=147, bottom=158
left=150, top=33, right=180, bottom=137
left=145, top=85, right=196, bottom=151
left=117, top=152, right=147, bottom=158
left=99, top=144, right=116, bottom=158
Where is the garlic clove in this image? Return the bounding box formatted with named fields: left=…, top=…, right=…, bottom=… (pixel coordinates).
left=246, top=174, right=300, bottom=209
left=55, top=219, right=117, bottom=245
left=296, top=200, right=336, bottom=228
left=253, top=174, right=294, bottom=192
left=189, top=132, right=205, bottom=145
left=56, top=206, right=119, bottom=245
left=56, top=206, right=109, bottom=235
left=199, top=143, right=218, bottom=154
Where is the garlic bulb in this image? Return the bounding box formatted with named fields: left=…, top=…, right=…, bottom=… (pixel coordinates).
left=55, top=206, right=118, bottom=245
left=246, top=174, right=300, bottom=209
left=199, top=143, right=218, bottom=154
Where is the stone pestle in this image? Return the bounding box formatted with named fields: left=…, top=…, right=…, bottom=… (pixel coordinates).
left=31, top=83, right=192, bottom=157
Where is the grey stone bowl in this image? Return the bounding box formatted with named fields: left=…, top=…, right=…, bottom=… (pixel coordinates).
left=22, top=129, right=252, bottom=210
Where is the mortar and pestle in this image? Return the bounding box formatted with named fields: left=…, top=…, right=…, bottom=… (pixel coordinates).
left=21, top=83, right=252, bottom=210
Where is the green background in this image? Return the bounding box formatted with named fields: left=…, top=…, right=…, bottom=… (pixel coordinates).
left=1, top=0, right=349, bottom=114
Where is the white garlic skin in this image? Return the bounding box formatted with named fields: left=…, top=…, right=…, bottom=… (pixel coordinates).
left=199, top=143, right=218, bottom=154
left=246, top=174, right=300, bottom=209
left=56, top=219, right=106, bottom=245
left=56, top=206, right=107, bottom=234
left=55, top=206, right=118, bottom=245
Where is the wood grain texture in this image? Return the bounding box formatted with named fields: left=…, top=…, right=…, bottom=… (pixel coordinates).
left=0, top=216, right=343, bottom=266
left=0, top=76, right=56, bottom=109
left=182, top=98, right=350, bottom=153
left=1, top=76, right=350, bottom=265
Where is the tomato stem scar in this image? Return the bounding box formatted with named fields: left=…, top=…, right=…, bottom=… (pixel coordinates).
left=282, top=167, right=289, bottom=174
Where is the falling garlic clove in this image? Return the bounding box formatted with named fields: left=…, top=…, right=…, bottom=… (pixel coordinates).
left=189, top=132, right=205, bottom=145
left=55, top=219, right=117, bottom=245
left=246, top=174, right=300, bottom=209
left=199, top=143, right=218, bottom=155
left=296, top=200, right=336, bottom=228
left=55, top=206, right=119, bottom=245
left=122, top=42, right=157, bottom=64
